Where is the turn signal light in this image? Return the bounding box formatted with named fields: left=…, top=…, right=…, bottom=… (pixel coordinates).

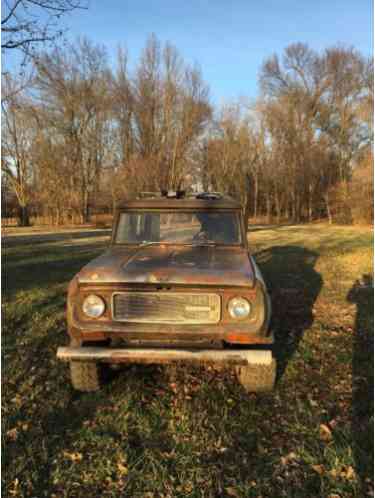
left=225, top=333, right=253, bottom=344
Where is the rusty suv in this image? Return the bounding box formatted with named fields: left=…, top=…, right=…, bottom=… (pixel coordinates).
left=57, top=192, right=275, bottom=392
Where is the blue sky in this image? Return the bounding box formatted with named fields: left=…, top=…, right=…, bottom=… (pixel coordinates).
left=5, top=0, right=373, bottom=104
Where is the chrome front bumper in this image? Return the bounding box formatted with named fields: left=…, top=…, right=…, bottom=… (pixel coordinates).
left=57, top=347, right=273, bottom=366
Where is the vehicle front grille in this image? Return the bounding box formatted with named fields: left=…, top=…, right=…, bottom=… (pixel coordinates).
left=112, top=292, right=221, bottom=324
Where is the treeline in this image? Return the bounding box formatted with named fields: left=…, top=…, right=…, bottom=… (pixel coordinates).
left=2, top=36, right=373, bottom=226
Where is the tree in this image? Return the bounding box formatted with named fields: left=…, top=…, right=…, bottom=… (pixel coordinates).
left=2, top=75, right=35, bottom=225
left=108, top=35, right=211, bottom=202
left=258, top=43, right=370, bottom=223
left=131, top=35, right=211, bottom=190
left=200, top=104, right=266, bottom=227
left=2, top=38, right=371, bottom=228
left=2, top=0, right=86, bottom=55
left=33, top=38, right=111, bottom=223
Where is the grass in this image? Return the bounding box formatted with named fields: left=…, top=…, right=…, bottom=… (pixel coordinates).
left=2, top=223, right=373, bottom=498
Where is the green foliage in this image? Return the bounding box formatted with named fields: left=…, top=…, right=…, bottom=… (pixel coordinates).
left=2, top=225, right=373, bottom=497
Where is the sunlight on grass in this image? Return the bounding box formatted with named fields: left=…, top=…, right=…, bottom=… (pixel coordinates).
left=2, top=225, right=373, bottom=498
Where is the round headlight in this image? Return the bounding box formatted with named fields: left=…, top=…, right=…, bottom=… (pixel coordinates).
left=228, top=297, right=251, bottom=319
left=82, top=294, right=105, bottom=318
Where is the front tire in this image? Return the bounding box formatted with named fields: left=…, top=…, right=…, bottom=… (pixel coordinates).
left=236, top=359, right=276, bottom=393
left=69, top=361, right=103, bottom=392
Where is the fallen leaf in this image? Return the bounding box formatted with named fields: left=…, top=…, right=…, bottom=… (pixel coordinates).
left=8, top=478, right=19, bottom=496
left=345, top=466, right=356, bottom=480
left=312, top=464, right=325, bottom=475
left=281, top=452, right=297, bottom=465
left=11, top=395, right=22, bottom=406
left=117, top=463, right=128, bottom=475
left=6, top=428, right=18, bottom=441
left=63, top=451, right=83, bottom=462
left=329, top=468, right=339, bottom=478
left=319, top=424, right=333, bottom=442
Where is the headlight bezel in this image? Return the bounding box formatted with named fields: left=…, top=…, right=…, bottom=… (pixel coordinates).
left=227, top=296, right=251, bottom=320
left=82, top=294, right=106, bottom=318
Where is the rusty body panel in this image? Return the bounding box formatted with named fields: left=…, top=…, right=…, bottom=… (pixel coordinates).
left=60, top=195, right=273, bottom=362
left=77, top=245, right=255, bottom=287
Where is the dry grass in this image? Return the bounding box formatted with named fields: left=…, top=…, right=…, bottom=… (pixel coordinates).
left=2, top=224, right=373, bottom=498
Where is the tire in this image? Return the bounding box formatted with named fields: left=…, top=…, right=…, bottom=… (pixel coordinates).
left=236, top=359, right=276, bottom=393
left=69, top=361, right=103, bottom=392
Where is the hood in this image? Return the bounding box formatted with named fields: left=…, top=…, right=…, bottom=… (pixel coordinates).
left=77, top=245, right=255, bottom=288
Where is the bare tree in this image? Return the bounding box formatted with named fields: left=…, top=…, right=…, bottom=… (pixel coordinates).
left=257, top=43, right=371, bottom=223
left=110, top=35, right=211, bottom=197
left=33, top=38, right=111, bottom=223
left=2, top=38, right=371, bottom=228
left=2, top=0, right=86, bottom=55
left=1, top=74, right=35, bottom=225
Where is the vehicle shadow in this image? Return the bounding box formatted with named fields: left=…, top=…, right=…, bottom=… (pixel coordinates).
left=347, top=275, right=374, bottom=494
left=253, top=245, right=323, bottom=380
left=186, top=245, right=324, bottom=495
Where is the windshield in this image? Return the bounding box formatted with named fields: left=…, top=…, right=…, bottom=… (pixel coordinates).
left=115, top=211, right=242, bottom=245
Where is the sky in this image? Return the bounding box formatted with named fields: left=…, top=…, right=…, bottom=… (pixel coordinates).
left=4, top=0, right=374, bottom=105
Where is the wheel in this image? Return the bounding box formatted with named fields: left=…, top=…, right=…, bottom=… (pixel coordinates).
left=236, top=359, right=276, bottom=393
left=69, top=361, right=103, bottom=392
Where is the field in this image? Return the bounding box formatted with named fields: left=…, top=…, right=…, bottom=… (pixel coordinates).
left=2, top=224, right=373, bottom=498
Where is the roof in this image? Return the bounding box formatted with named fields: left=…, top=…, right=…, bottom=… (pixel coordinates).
left=116, top=197, right=242, bottom=210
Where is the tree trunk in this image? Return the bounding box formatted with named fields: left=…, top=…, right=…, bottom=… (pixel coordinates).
left=274, top=190, right=281, bottom=222
left=324, top=192, right=332, bottom=224
left=253, top=174, right=258, bottom=219
left=244, top=196, right=252, bottom=234
left=274, top=186, right=281, bottom=223
left=284, top=203, right=289, bottom=220
left=291, top=193, right=296, bottom=222
left=266, top=194, right=272, bottom=224
left=296, top=194, right=301, bottom=223
left=308, top=184, right=313, bottom=222
left=17, top=205, right=30, bottom=227
left=82, top=189, right=90, bottom=223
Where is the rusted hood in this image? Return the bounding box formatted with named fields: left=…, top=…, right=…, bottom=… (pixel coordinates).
left=77, top=245, right=255, bottom=287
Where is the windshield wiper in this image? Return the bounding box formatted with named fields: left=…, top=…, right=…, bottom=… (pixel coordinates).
left=139, top=241, right=162, bottom=247
left=192, top=240, right=217, bottom=246
left=136, top=240, right=218, bottom=247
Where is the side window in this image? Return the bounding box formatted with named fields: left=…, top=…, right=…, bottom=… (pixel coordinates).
left=194, top=213, right=240, bottom=243
left=146, top=213, right=160, bottom=241
left=116, top=213, right=160, bottom=242
left=116, top=213, right=140, bottom=242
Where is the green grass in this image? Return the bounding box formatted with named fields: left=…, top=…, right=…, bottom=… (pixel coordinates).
left=2, top=224, right=373, bottom=498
